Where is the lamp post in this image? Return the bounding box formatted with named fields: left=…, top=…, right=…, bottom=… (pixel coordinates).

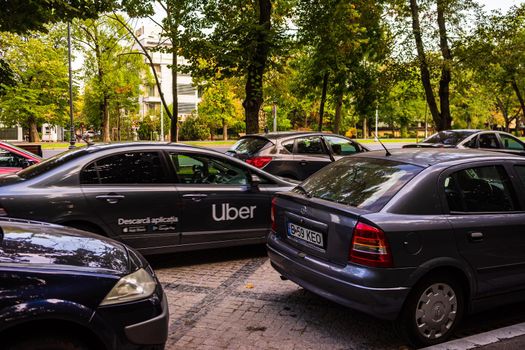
left=272, top=100, right=277, bottom=132
left=67, top=22, right=75, bottom=149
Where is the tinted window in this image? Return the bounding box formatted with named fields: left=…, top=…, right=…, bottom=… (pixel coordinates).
left=478, top=133, right=500, bottom=149
left=81, top=152, right=166, bottom=184
left=444, top=165, right=517, bottom=212
left=514, top=165, right=525, bottom=189
left=324, top=136, right=358, bottom=155
left=230, top=137, right=270, bottom=156
left=281, top=140, right=294, bottom=154
left=500, top=134, right=525, bottom=151
left=296, top=137, right=325, bottom=155
left=18, top=148, right=88, bottom=180
left=171, top=153, right=248, bottom=185
left=299, top=158, right=422, bottom=211
left=424, top=131, right=476, bottom=145
left=0, top=149, right=27, bottom=168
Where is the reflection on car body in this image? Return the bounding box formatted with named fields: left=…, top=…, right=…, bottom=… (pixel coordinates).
left=268, top=148, right=525, bottom=347
left=0, top=217, right=168, bottom=350
left=0, top=143, right=294, bottom=255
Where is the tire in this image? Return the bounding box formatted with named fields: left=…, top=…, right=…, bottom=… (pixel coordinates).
left=5, top=335, right=91, bottom=350
left=394, top=274, right=464, bottom=348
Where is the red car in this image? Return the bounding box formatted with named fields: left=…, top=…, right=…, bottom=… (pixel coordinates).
left=0, top=141, right=41, bottom=174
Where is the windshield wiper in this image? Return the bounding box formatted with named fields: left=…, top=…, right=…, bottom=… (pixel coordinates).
left=294, top=185, right=311, bottom=198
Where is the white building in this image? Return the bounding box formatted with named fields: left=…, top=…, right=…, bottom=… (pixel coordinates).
left=134, top=26, right=200, bottom=124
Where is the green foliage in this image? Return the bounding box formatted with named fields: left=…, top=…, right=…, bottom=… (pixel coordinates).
left=0, top=29, right=70, bottom=138
left=179, top=115, right=211, bottom=141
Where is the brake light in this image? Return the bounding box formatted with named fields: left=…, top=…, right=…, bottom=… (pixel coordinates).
left=271, top=197, right=277, bottom=231
left=349, top=222, right=392, bottom=268
left=246, top=156, right=272, bottom=168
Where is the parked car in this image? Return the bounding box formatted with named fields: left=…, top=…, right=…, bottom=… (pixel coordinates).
left=0, top=217, right=168, bottom=350
left=227, top=132, right=368, bottom=180
left=268, top=148, right=525, bottom=347
left=0, top=141, right=41, bottom=174
left=403, top=129, right=525, bottom=156
left=0, top=143, right=294, bottom=255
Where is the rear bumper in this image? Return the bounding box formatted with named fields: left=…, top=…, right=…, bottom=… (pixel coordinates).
left=267, top=233, right=410, bottom=320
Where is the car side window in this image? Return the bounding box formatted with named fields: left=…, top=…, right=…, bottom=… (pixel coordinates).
left=444, top=165, right=517, bottom=213
left=0, top=149, right=27, bottom=168
left=464, top=136, right=478, bottom=149
left=324, top=136, right=358, bottom=155
left=170, top=153, right=249, bottom=185
left=80, top=152, right=167, bottom=184
left=478, top=133, right=500, bottom=149
left=281, top=140, right=294, bottom=154
left=500, top=134, right=525, bottom=151
left=295, top=137, right=325, bottom=155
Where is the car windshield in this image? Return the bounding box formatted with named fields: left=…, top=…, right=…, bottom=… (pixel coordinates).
left=3, top=143, right=42, bottom=159
left=298, top=157, right=423, bottom=211
left=423, top=131, right=477, bottom=145
left=229, top=137, right=271, bottom=155
left=17, top=147, right=88, bottom=180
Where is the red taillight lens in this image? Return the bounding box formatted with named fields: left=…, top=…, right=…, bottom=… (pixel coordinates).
left=349, top=222, right=392, bottom=268
left=246, top=156, right=272, bottom=168
left=271, top=197, right=277, bottom=231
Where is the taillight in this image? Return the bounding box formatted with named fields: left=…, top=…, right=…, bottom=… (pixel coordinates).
left=246, top=156, right=272, bottom=168
left=271, top=197, right=277, bottom=231
left=349, top=222, right=392, bottom=268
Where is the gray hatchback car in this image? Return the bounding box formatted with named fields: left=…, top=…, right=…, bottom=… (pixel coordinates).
left=268, top=148, right=525, bottom=347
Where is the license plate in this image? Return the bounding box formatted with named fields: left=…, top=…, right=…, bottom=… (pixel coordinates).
left=288, top=222, right=324, bottom=248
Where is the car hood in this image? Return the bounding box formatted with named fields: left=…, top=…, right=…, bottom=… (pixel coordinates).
left=0, top=219, right=130, bottom=275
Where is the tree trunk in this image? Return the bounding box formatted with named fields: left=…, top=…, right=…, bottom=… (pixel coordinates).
left=223, top=120, right=228, bottom=141
left=334, top=92, right=343, bottom=134
left=102, top=95, right=110, bottom=142
left=409, top=0, right=441, bottom=130
left=511, top=79, right=525, bottom=136
left=318, top=72, right=329, bottom=132
left=28, top=116, right=40, bottom=142
left=437, top=0, right=452, bottom=130
left=363, top=117, right=368, bottom=139
left=242, top=0, right=272, bottom=134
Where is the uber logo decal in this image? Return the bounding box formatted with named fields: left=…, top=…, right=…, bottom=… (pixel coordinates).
left=212, top=203, right=256, bottom=221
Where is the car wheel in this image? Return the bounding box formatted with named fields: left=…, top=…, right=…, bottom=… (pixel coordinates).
left=395, top=274, right=464, bottom=347
left=6, top=335, right=91, bottom=350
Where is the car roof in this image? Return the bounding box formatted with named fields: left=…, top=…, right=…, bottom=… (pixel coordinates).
left=354, top=148, right=523, bottom=168
left=242, top=131, right=336, bottom=141
left=79, top=142, right=220, bottom=154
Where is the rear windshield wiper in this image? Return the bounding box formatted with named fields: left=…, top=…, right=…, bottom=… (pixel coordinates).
left=294, top=185, right=311, bottom=198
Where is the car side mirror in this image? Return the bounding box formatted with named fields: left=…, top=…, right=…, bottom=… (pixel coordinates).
left=249, top=174, right=261, bottom=190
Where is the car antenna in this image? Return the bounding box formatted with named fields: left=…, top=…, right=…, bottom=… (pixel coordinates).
left=374, top=133, right=391, bottom=156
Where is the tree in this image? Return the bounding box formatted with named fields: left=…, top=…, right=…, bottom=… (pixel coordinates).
left=75, top=15, right=145, bottom=142
left=0, top=29, right=69, bottom=141
left=198, top=80, right=244, bottom=140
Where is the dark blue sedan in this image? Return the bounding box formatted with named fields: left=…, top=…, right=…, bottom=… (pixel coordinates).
left=0, top=218, right=168, bottom=350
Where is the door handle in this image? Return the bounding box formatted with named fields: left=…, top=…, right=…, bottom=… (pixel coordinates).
left=468, top=231, right=484, bottom=242
left=299, top=161, right=308, bottom=166
left=96, top=194, right=125, bottom=204
left=182, top=193, right=208, bottom=201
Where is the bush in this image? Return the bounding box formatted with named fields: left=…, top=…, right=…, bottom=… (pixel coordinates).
left=179, top=115, right=210, bottom=141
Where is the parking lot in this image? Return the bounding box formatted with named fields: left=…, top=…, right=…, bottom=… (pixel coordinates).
left=147, top=245, right=525, bottom=350
left=150, top=245, right=403, bottom=350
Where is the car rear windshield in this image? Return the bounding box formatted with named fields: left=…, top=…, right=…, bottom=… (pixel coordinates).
left=230, top=137, right=271, bottom=155
left=298, top=157, right=423, bottom=211
left=423, top=131, right=477, bottom=145
left=17, top=148, right=89, bottom=180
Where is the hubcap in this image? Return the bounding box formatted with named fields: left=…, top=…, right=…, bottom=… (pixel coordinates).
left=415, top=282, right=457, bottom=339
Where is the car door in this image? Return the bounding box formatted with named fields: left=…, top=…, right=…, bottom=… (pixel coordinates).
left=293, top=136, right=332, bottom=180
left=322, top=135, right=362, bottom=161
left=168, top=151, right=271, bottom=247
left=80, top=150, right=181, bottom=252
left=442, top=161, right=525, bottom=297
